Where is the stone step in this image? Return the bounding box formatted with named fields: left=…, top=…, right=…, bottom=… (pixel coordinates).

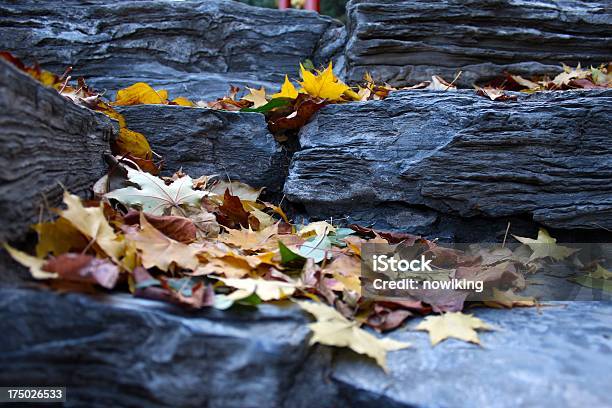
left=284, top=89, right=612, bottom=237
left=118, top=105, right=287, bottom=196
left=0, top=59, right=114, bottom=243
left=345, top=0, right=612, bottom=87
left=0, top=0, right=343, bottom=101
left=1, top=287, right=609, bottom=407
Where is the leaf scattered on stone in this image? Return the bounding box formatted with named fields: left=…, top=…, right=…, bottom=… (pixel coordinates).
left=297, top=301, right=410, bottom=371
left=415, top=312, right=493, bottom=346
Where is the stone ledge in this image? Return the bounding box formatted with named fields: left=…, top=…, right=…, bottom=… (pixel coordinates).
left=285, top=89, right=612, bottom=232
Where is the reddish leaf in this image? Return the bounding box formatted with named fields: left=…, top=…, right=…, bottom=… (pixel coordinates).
left=123, top=210, right=197, bottom=243
left=43, top=253, right=119, bottom=289
left=218, top=189, right=250, bottom=229
left=268, top=94, right=327, bottom=133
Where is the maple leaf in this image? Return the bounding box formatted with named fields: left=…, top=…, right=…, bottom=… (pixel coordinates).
left=33, top=217, right=88, bottom=257
left=125, top=214, right=200, bottom=271
left=271, top=75, right=299, bottom=99
left=123, top=210, right=196, bottom=244
left=106, top=167, right=208, bottom=215
left=112, top=82, right=168, bottom=106
left=483, top=288, right=536, bottom=309
left=242, top=86, right=268, bottom=108
left=551, top=63, right=589, bottom=88
left=513, top=228, right=578, bottom=262
left=299, top=62, right=349, bottom=100
left=221, top=278, right=297, bottom=301
left=61, top=192, right=125, bottom=262
left=218, top=223, right=278, bottom=252
left=297, top=301, right=410, bottom=371
left=195, top=255, right=252, bottom=278
left=3, top=244, right=57, bottom=280
left=415, top=312, right=492, bottom=346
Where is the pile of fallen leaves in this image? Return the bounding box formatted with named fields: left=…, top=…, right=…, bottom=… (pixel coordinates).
left=6, top=160, right=605, bottom=369
left=477, top=63, right=612, bottom=101
left=3, top=52, right=611, bottom=369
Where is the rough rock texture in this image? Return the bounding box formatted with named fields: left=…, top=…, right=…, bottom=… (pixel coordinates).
left=285, top=90, right=612, bottom=233
left=344, top=0, right=612, bottom=87
left=1, top=287, right=610, bottom=407
left=331, top=301, right=612, bottom=408
left=0, top=0, right=342, bottom=100
left=0, top=287, right=337, bottom=408
left=118, top=105, right=286, bottom=195
left=0, top=58, right=114, bottom=243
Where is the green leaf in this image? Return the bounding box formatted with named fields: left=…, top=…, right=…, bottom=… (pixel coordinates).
left=240, top=98, right=291, bottom=113
left=329, top=228, right=355, bottom=247
left=279, top=240, right=306, bottom=266
left=298, top=234, right=332, bottom=263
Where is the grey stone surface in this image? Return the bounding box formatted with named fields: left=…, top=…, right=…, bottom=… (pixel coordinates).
left=1, top=287, right=610, bottom=407
left=344, top=0, right=612, bottom=87
left=0, top=58, right=114, bottom=243
left=0, top=287, right=337, bottom=408
left=285, top=89, right=612, bottom=232
left=118, top=105, right=286, bottom=195
left=0, top=0, right=342, bottom=101
left=332, top=301, right=612, bottom=408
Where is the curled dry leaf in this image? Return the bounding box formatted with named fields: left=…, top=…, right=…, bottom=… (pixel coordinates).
left=60, top=191, right=125, bottom=262
left=123, top=210, right=197, bottom=244
left=43, top=253, right=120, bottom=289
left=125, top=214, right=200, bottom=271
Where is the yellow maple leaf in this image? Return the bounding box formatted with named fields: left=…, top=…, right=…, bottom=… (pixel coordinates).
left=415, top=312, right=492, bottom=346
left=33, top=217, right=88, bottom=258
left=513, top=228, right=578, bottom=262
left=3, top=244, right=57, bottom=280
left=125, top=214, right=200, bottom=271
left=60, top=192, right=125, bottom=262
left=483, top=288, right=536, bottom=309
left=113, top=82, right=168, bottom=106
left=271, top=75, right=299, bottom=99
left=221, top=278, right=297, bottom=301
left=242, top=86, right=268, bottom=108
left=299, top=62, right=349, bottom=100
left=218, top=224, right=278, bottom=251
left=297, top=301, right=409, bottom=371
